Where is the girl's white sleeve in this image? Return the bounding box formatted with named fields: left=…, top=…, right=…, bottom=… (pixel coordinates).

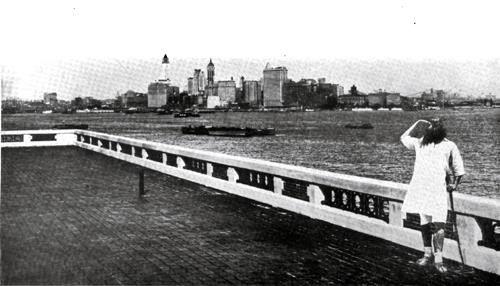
left=401, top=135, right=419, bottom=150
left=450, top=143, right=466, bottom=176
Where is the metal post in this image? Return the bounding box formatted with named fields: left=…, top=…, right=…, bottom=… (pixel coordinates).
left=449, top=189, right=464, bottom=265
left=139, top=168, right=145, bottom=197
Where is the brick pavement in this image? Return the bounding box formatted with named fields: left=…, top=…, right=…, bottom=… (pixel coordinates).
left=1, top=147, right=499, bottom=285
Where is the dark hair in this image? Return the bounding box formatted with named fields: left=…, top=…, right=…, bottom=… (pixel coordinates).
left=422, top=119, right=447, bottom=146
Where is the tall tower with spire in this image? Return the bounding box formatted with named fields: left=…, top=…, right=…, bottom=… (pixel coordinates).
left=161, top=54, right=170, bottom=83
left=207, top=58, right=215, bottom=88
left=148, top=53, right=179, bottom=108
left=205, top=58, right=219, bottom=107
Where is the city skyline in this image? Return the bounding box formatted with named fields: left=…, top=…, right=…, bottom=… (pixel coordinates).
left=2, top=57, right=499, bottom=100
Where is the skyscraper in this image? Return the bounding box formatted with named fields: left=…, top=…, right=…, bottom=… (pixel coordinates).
left=262, top=63, right=287, bottom=107
left=205, top=58, right=217, bottom=102
left=207, top=58, right=215, bottom=88
left=148, top=53, right=179, bottom=108
left=243, top=81, right=261, bottom=107
left=192, top=69, right=205, bottom=94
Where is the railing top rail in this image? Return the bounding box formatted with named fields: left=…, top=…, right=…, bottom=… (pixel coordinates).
left=76, top=129, right=500, bottom=221
left=1, top=129, right=78, bottom=134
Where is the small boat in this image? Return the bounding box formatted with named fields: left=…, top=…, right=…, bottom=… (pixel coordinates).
left=181, top=125, right=275, bottom=137
left=344, top=123, right=374, bottom=129
left=156, top=108, right=172, bottom=115
left=174, top=110, right=200, bottom=118
left=52, top=124, right=89, bottom=130
left=125, top=107, right=138, bottom=114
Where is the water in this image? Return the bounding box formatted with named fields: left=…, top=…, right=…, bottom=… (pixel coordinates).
left=2, top=109, right=499, bottom=199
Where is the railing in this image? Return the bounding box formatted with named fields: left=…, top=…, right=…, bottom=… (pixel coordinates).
left=2, top=129, right=500, bottom=275
left=1, top=130, right=76, bottom=147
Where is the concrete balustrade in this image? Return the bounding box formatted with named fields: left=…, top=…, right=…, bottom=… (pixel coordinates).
left=2, top=129, right=500, bottom=275
left=1, top=130, right=77, bottom=147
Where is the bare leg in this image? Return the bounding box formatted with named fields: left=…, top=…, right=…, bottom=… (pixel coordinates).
left=417, top=223, right=433, bottom=266
left=432, top=222, right=447, bottom=273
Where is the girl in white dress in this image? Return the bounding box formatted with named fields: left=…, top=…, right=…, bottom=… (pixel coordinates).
left=400, top=119, right=465, bottom=273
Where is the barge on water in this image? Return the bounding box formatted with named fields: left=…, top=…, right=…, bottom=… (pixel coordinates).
left=174, top=109, right=200, bottom=118
left=181, top=125, right=276, bottom=137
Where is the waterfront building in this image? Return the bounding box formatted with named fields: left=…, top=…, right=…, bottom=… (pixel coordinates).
left=421, top=88, right=445, bottom=106
left=43, top=92, right=57, bottom=105
left=148, top=53, right=180, bottom=108
left=386, top=93, right=402, bottom=107
left=262, top=63, right=288, bottom=107
left=338, top=85, right=367, bottom=107
left=243, top=80, right=262, bottom=106
left=283, top=79, right=339, bottom=108
left=334, top=84, right=344, bottom=96
left=122, top=90, right=148, bottom=108
left=367, top=93, right=387, bottom=108
left=147, top=82, right=179, bottom=108
left=216, top=79, right=236, bottom=106
left=206, top=95, right=220, bottom=108
left=83, top=97, right=94, bottom=107
left=283, top=80, right=315, bottom=107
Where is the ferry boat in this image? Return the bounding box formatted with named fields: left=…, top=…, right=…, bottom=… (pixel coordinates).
left=52, top=124, right=89, bottom=130
left=181, top=125, right=276, bottom=137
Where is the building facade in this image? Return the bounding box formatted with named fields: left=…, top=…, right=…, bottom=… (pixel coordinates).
left=43, top=92, right=57, bottom=105
left=386, top=93, right=401, bottom=107
left=262, top=63, right=288, bottom=107
left=216, top=80, right=236, bottom=106
left=122, top=90, right=147, bottom=108
left=243, top=80, right=261, bottom=107
left=147, top=82, right=179, bottom=108
left=367, top=93, right=387, bottom=108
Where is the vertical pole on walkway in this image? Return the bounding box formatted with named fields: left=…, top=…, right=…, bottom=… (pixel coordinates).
left=139, top=168, right=145, bottom=197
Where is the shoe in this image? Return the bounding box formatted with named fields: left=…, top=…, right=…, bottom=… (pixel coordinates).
left=435, top=263, right=448, bottom=273
left=416, top=255, right=433, bottom=266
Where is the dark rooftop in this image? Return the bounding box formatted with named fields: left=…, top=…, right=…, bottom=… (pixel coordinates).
left=1, top=147, right=499, bottom=285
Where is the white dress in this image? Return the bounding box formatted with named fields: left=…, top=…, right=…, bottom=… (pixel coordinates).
left=400, top=135, right=465, bottom=222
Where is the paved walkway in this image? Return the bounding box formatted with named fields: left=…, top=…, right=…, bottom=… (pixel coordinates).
left=1, top=147, right=499, bottom=285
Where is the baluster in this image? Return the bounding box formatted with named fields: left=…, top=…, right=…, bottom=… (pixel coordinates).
left=176, top=156, right=185, bottom=169
left=227, top=167, right=239, bottom=183
left=206, top=163, right=213, bottom=176
left=307, top=184, right=324, bottom=205
left=389, top=201, right=403, bottom=227
left=273, top=177, right=284, bottom=195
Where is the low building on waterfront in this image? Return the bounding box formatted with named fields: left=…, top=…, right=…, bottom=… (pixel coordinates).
left=283, top=79, right=340, bottom=108
left=338, top=85, right=367, bottom=107
left=386, top=93, right=402, bottom=107
left=122, top=90, right=148, bottom=108
left=206, top=95, right=220, bottom=108
left=367, top=93, right=387, bottom=108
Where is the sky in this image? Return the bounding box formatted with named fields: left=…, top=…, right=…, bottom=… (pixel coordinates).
left=1, top=0, right=499, bottom=100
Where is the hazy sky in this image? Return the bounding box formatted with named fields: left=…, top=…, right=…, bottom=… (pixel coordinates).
left=1, top=0, right=499, bottom=100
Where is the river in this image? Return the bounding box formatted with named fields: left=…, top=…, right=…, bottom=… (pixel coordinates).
left=2, top=108, right=499, bottom=199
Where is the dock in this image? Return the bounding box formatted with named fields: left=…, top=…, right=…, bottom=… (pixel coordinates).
left=1, top=130, right=499, bottom=284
